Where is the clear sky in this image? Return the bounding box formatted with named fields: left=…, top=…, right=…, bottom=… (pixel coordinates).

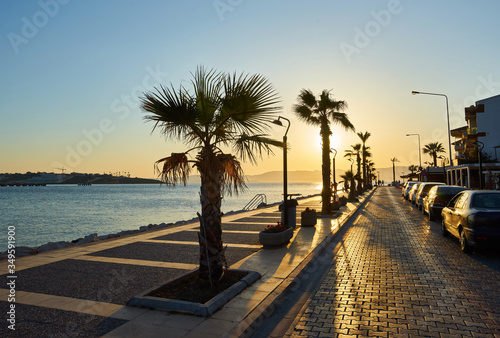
left=1, top=0, right=499, bottom=178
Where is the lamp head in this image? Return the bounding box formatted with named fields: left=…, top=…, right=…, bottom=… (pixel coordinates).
left=411, top=91, right=419, bottom=95
left=272, top=119, right=283, bottom=127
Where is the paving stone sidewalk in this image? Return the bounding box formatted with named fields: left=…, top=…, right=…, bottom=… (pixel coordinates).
left=289, top=187, right=500, bottom=337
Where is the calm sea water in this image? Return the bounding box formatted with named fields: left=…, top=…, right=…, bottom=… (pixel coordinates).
left=0, top=183, right=321, bottom=250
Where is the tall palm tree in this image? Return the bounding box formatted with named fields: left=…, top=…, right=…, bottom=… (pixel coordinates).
left=357, top=131, right=371, bottom=189
left=423, top=142, right=445, bottom=166
left=141, top=67, right=281, bottom=285
left=293, top=89, right=354, bottom=214
left=390, top=157, right=399, bottom=185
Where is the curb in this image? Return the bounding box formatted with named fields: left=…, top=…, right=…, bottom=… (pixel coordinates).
left=228, top=187, right=377, bottom=337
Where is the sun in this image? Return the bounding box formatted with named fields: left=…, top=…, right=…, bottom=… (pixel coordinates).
left=316, top=134, right=341, bottom=151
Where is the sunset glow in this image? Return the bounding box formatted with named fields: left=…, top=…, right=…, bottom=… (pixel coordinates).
left=1, top=2, right=499, bottom=179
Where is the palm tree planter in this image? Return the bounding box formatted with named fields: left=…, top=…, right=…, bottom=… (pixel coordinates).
left=259, top=222, right=293, bottom=247
left=300, top=207, right=317, bottom=227
left=128, top=268, right=261, bottom=316
left=331, top=201, right=341, bottom=210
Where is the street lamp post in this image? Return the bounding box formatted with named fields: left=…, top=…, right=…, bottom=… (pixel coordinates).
left=331, top=148, right=337, bottom=201
left=272, top=116, right=291, bottom=226
left=406, top=133, right=422, bottom=169
left=411, top=91, right=452, bottom=165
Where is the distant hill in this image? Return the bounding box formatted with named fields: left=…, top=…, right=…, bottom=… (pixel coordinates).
left=186, top=170, right=346, bottom=184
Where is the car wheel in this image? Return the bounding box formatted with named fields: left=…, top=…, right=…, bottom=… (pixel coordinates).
left=428, top=210, right=434, bottom=221
left=460, top=230, right=472, bottom=253
left=441, top=220, right=449, bottom=237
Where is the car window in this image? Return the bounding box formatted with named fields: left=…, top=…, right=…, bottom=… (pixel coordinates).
left=455, top=193, right=469, bottom=209
left=472, top=193, right=500, bottom=209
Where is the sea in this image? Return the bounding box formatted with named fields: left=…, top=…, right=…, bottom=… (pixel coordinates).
left=0, top=183, right=321, bottom=251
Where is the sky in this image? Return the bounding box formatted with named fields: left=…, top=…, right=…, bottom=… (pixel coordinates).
left=1, top=0, right=500, bottom=179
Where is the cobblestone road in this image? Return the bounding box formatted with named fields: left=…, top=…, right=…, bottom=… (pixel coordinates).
left=291, top=187, right=500, bottom=337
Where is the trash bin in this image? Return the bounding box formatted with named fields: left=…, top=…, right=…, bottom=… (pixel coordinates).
left=279, top=199, right=298, bottom=228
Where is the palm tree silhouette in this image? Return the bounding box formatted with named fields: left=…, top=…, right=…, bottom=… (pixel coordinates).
left=293, top=89, right=354, bottom=214
left=357, top=131, right=371, bottom=189
left=423, top=142, right=445, bottom=166
left=141, top=66, right=282, bottom=284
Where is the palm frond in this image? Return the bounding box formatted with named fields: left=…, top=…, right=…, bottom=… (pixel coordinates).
left=155, top=153, right=191, bottom=186
left=217, top=154, right=247, bottom=196
left=218, top=71, right=282, bottom=136
left=233, top=134, right=282, bottom=164
left=191, top=66, right=224, bottom=128
left=141, top=84, right=201, bottom=141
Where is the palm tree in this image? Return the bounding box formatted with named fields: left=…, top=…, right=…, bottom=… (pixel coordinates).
left=408, top=164, right=418, bottom=173
left=141, top=67, right=281, bottom=285
left=357, top=131, right=371, bottom=189
left=423, top=142, right=445, bottom=166
left=390, top=157, right=399, bottom=185
left=293, top=89, right=354, bottom=214
left=345, top=144, right=362, bottom=193
left=340, top=170, right=356, bottom=200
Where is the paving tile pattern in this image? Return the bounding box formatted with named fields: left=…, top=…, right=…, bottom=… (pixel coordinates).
left=2, top=259, right=183, bottom=305
left=87, top=241, right=258, bottom=265
left=153, top=231, right=260, bottom=245
left=0, top=301, right=127, bottom=337
left=291, top=187, right=500, bottom=337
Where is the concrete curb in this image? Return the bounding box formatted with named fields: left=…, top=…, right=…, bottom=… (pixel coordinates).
left=227, top=187, right=377, bottom=337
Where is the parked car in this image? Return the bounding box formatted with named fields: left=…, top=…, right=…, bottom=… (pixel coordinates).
left=403, top=181, right=419, bottom=200
left=415, top=182, right=445, bottom=210
left=441, top=190, right=500, bottom=253
left=423, top=185, right=468, bottom=221
left=408, top=182, right=423, bottom=205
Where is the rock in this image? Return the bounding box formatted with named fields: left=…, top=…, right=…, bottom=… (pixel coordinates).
left=37, top=241, right=72, bottom=253
left=75, top=233, right=97, bottom=245
left=16, top=246, right=37, bottom=257
left=139, top=226, right=148, bottom=232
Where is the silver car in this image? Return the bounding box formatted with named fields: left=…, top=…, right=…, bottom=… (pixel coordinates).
left=442, top=190, right=500, bottom=253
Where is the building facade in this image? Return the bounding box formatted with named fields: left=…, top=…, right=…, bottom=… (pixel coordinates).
left=447, top=94, right=500, bottom=189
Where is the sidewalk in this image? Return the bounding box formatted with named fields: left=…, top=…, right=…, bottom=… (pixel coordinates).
left=1, top=190, right=375, bottom=337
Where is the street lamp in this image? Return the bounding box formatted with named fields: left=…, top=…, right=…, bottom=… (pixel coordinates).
left=331, top=148, right=337, bottom=201
left=406, top=133, right=421, bottom=169
left=411, top=91, right=452, bottom=165
left=272, top=116, right=291, bottom=226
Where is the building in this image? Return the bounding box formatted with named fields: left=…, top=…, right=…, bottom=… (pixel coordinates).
left=447, top=94, right=500, bottom=189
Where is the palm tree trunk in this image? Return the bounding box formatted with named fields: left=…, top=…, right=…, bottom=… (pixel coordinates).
left=198, top=150, right=225, bottom=285
left=320, top=126, right=331, bottom=215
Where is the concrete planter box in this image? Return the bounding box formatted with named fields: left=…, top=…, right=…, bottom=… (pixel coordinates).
left=300, top=211, right=317, bottom=227
left=259, top=227, right=293, bottom=247
left=128, top=268, right=261, bottom=316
